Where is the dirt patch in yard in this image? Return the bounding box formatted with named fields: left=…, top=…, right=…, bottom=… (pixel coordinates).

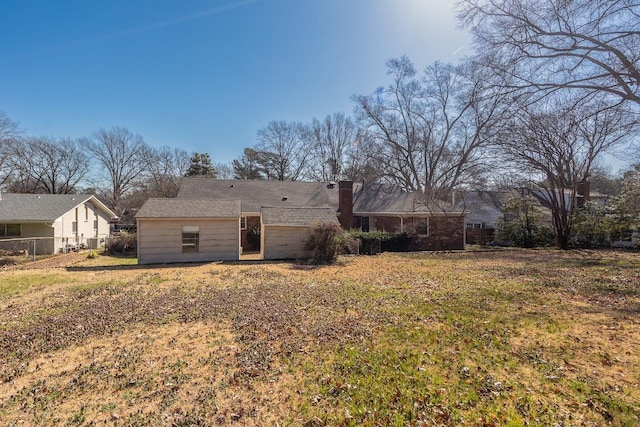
left=0, top=250, right=639, bottom=425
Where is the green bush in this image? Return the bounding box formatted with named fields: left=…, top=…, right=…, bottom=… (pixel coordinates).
left=381, top=232, right=412, bottom=252
left=570, top=203, right=612, bottom=248
left=348, top=230, right=391, bottom=254
left=495, top=196, right=555, bottom=247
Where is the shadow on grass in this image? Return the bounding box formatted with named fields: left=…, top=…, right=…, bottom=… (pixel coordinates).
left=65, top=257, right=323, bottom=272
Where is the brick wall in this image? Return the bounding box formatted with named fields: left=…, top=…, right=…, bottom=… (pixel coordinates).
left=420, top=215, right=465, bottom=250
left=355, top=214, right=466, bottom=251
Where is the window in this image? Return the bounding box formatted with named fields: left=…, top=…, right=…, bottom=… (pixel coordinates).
left=182, top=226, right=199, bottom=253
left=415, top=217, right=428, bottom=235
left=361, top=216, right=370, bottom=232
left=72, top=221, right=78, bottom=233
left=85, top=204, right=89, bottom=221
left=0, top=224, right=20, bottom=237
left=93, top=220, right=99, bottom=230
left=240, top=217, right=247, bottom=230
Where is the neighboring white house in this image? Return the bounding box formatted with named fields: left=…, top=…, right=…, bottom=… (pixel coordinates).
left=0, top=193, right=116, bottom=255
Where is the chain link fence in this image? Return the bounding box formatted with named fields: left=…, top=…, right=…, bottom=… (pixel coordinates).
left=0, top=236, right=108, bottom=267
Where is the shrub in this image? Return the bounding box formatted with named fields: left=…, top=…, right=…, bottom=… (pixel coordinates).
left=495, top=196, right=555, bottom=247
left=305, top=223, right=350, bottom=264
left=381, top=232, right=412, bottom=252
left=0, top=257, right=19, bottom=267
left=105, top=233, right=137, bottom=255
left=348, top=230, right=392, bottom=254
left=569, top=202, right=612, bottom=248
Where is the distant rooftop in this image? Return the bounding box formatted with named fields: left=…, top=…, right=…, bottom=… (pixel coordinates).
left=0, top=193, right=115, bottom=222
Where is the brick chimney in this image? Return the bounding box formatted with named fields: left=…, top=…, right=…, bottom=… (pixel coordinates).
left=576, top=180, right=591, bottom=208
left=338, top=181, right=353, bottom=229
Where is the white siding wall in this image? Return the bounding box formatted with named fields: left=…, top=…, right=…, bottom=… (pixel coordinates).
left=262, top=226, right=312, bottom=260
left=81, top=202, right=111, bottom=248
left=53, top=208, right=77, bottom=251
left=52, top=203, right=111, bottom=253
left=138, top=219, right=239, bottom=264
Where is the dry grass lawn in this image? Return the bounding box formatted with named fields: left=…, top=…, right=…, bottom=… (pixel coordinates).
left=0, top=249, right=639, bottom=426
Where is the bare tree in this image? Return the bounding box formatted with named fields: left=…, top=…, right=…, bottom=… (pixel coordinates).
left=144, top=146, right=191, bottom=197
left=0, top=111, right=20, bottom=188
left=82, top=126, right=150, bottom=213
left=7, top=136, right=89, bottom=194
left=307, top=113, right=359, bottom=182
left=354, top=56, right=507, bottom=199
left=213, top=162, right=234, bottom=180
left=255, top=120, right=312, bottom=181
left=341, top=133, right=383, bottom=183
left=458, top=0, right=640, bottom=106
left=501, top=97, right=637, bottom=248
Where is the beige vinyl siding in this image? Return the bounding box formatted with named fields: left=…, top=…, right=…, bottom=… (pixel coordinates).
left=16, top=223, right=55, bottom=254
left=138, top=218, right=239, bottom=264
left=262, top=225, right=312, bottom=260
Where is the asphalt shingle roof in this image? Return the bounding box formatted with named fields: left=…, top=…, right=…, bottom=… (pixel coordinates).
left=135, top=198, right=241, bottom=219
left=261, top=207, right=340, bottom=227
left=0, top=194, right=112, bottom=222
left=177, top=178, right=339, bottom=212
left=175, top=179, right=463, bottom=216
left=353, top=183, right=461, bottom=214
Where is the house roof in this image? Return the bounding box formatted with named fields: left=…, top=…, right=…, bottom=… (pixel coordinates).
left=0, top=193, right=116, bottom=222
left=261, top=207, right=340, bottom=227
left=136, top=198, right=241, bottom=219
left=456, top=190, right=512, bottom=225
left=177, top=178, right=339, bottom=212
left=353, top=183, right=462, bottom=214
left=178, top=178, right=463, bottom=216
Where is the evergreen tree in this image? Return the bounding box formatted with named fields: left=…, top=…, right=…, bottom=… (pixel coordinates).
left=185, top=152, right=216, bottom=177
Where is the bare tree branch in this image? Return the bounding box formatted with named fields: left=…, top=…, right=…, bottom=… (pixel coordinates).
left=354, top=56, right=508, bottom=199
left=458, top=0, right=640, bottom=106
left=81, top=126, right=150, bottom=212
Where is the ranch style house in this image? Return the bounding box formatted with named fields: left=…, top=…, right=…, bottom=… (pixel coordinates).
left=135, top=179, right=466, bottom=264
left=0, top=193, right=116, bottom=255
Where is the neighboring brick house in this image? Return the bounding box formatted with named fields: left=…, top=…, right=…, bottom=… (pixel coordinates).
left=135, top=178, right=466, bottom=263
left=343, top=182, right=466, bottom=251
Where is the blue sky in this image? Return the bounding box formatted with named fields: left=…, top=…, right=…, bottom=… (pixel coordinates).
left=0, top=0, right=469, bottom=164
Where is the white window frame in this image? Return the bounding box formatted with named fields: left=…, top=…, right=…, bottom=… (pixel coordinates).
left=414, top=217, right=429, bottom=236
left=182, top=225, right=200, bottom=253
